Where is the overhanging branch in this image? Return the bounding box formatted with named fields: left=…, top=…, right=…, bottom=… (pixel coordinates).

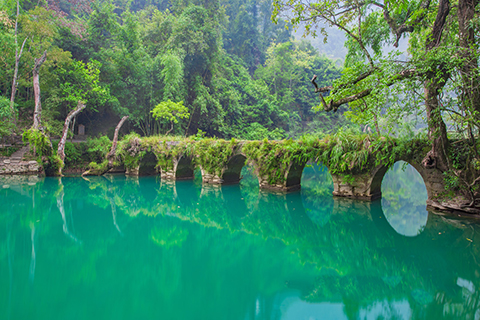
left=311, top=68, right=416, bottom=111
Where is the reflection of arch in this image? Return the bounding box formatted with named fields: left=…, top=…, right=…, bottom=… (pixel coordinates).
left=370, top=199, right=429, bottom=239
left=138, top=151, right=158, bottom=176
left=222, top=185, right=248, bottom=218
left=301, top=163, right=334, bottom=226
left=301, top=162, right=334, bottom=192
left=370, top=201, right=406, bottom=241
left=222, top=154, right=247, bottom=184
left=174, top=180, right=200, bottom=209
left=175, top=156, right=194, bottom=180
left=302, top=192, right=334, bottom=227
left=138, top=176, right=161, bottom=203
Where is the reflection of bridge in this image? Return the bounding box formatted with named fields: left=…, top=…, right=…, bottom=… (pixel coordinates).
left=125, top=138, right=455, bottom=212
left=3, top=174, right=480, bottom=319
left=126, top=176, right=480, bottom=317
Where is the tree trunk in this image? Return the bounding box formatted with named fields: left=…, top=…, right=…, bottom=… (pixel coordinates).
left=82, top=116, right=129, bottom=176
left=9, top=0, right=27, bottom=121
left=458, top=0, right=480, bottom=116
left=421, top=0, right=451, bottom=171
left=166, top=121, right=174, bottom=135
left=107, top=116, right=129, bottom=167
left=32, top=50, right=47, bottom=130
left=57, top=102, right=86, bottom=174
left=422, top=81, right=450, bottom=171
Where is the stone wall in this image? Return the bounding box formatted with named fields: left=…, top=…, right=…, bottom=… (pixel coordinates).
left=0, top=159, right=40, bottom=175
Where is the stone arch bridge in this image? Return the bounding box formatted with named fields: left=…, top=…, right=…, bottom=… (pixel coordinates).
left=115, top=136, right=466, bottom=213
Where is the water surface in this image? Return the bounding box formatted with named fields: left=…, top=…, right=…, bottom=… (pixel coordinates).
left=1, top=162, right=479, bottom=320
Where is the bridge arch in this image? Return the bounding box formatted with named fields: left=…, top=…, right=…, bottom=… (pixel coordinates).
left=284, top=159, right=308, bottom=191
left=222, top=154, right=247, bottom=184
left=138, top=151, right=158, bottom=176
left=174, top=156, right=195, bottom=180
left=370, top=160, right=430, bottom=200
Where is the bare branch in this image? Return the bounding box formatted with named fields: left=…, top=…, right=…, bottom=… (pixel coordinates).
left=58, top=101, right=86, bottom=166
left=308, top=5, right=375, bottom=68
left=312, top=69, right=376, bottom=94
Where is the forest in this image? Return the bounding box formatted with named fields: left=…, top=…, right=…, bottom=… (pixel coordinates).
left=1, top=0, right=480, bottom=209
left=0, top=0, right=348, bottom=140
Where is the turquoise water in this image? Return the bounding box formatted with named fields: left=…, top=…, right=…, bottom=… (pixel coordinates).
left=1, top=162, right=480, bottom=320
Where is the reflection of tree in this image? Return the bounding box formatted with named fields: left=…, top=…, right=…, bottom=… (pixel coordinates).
left=151, top=225, right=189, bottom=248
left=3, top=172, right=480, bottom=319
left=56, top=178, right=82, bottom=244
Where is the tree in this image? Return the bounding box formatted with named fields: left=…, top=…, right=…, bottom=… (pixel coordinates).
left=56, top=59, right=109, bottom=175
left=273, top=0, right=479, bottom=169
left=273, top=0, right=480, bottom=207
left=254, top=40, right=343, bottom=136
left=18, top=6, right=72, bottom=133
left=32, top=50, right=47, bottom=130
left=151, top=100, right=190, bottom=135
left=9, top=0, right=28, bottom=122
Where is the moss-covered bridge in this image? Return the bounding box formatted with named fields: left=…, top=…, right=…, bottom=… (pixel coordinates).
left=85, top=134, right=470, bottom=213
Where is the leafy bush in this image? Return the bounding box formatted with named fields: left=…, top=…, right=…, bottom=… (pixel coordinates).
left=0, top=96, right=15, bottom=138
left=0, top=146, right=20, bottom=157
left=85, top=136, right=112, bottom=163
left=22, top=129, right=53, bottom=157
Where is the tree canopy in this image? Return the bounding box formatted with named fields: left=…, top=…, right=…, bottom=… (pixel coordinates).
left=0, top=0, right=346, bottom=140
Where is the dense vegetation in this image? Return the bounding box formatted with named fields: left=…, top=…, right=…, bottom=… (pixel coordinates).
left=272, top=0, right=480, bottom=208
left=0, top=0, right=347, bottom=140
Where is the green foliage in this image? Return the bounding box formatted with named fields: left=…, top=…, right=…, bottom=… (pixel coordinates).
left=149, top=135, right=190, bottom=171
left=59, top=59, right=110, bottom=109
left=160, top=51, right=185, bottom=101
left=51, top=140, right=84, bottom=168
left=3, top=0, right=350, bottom=140
left=118, top=132, right=145, bottom=170
left=85, top=136, right=112, bottom=163
left=239, top=123, right=285, bottom=140
left=317, top=129, right=426, bottom=175
left=243, top=138, right=314, bottom=185
left=22, top=129, right=53, bottom=158
left=0, top=95, right=15, bottom=137
left=43, top=154, right=63, bottom=176
left=191, top=129, right=206, bottom=141
left=270, top=0, right=480, bottom=160
left=86, top=160, right=109, bottom=174
left=151, top=100, right=189, bottom=125
left=0, top=146, right=20, bottom=157
left=191, top=138, right=239, bottom=175
left=440, top=140, right=480, bottom=199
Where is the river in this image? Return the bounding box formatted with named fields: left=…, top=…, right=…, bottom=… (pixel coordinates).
left=1, top=162, right=479, bottom=319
